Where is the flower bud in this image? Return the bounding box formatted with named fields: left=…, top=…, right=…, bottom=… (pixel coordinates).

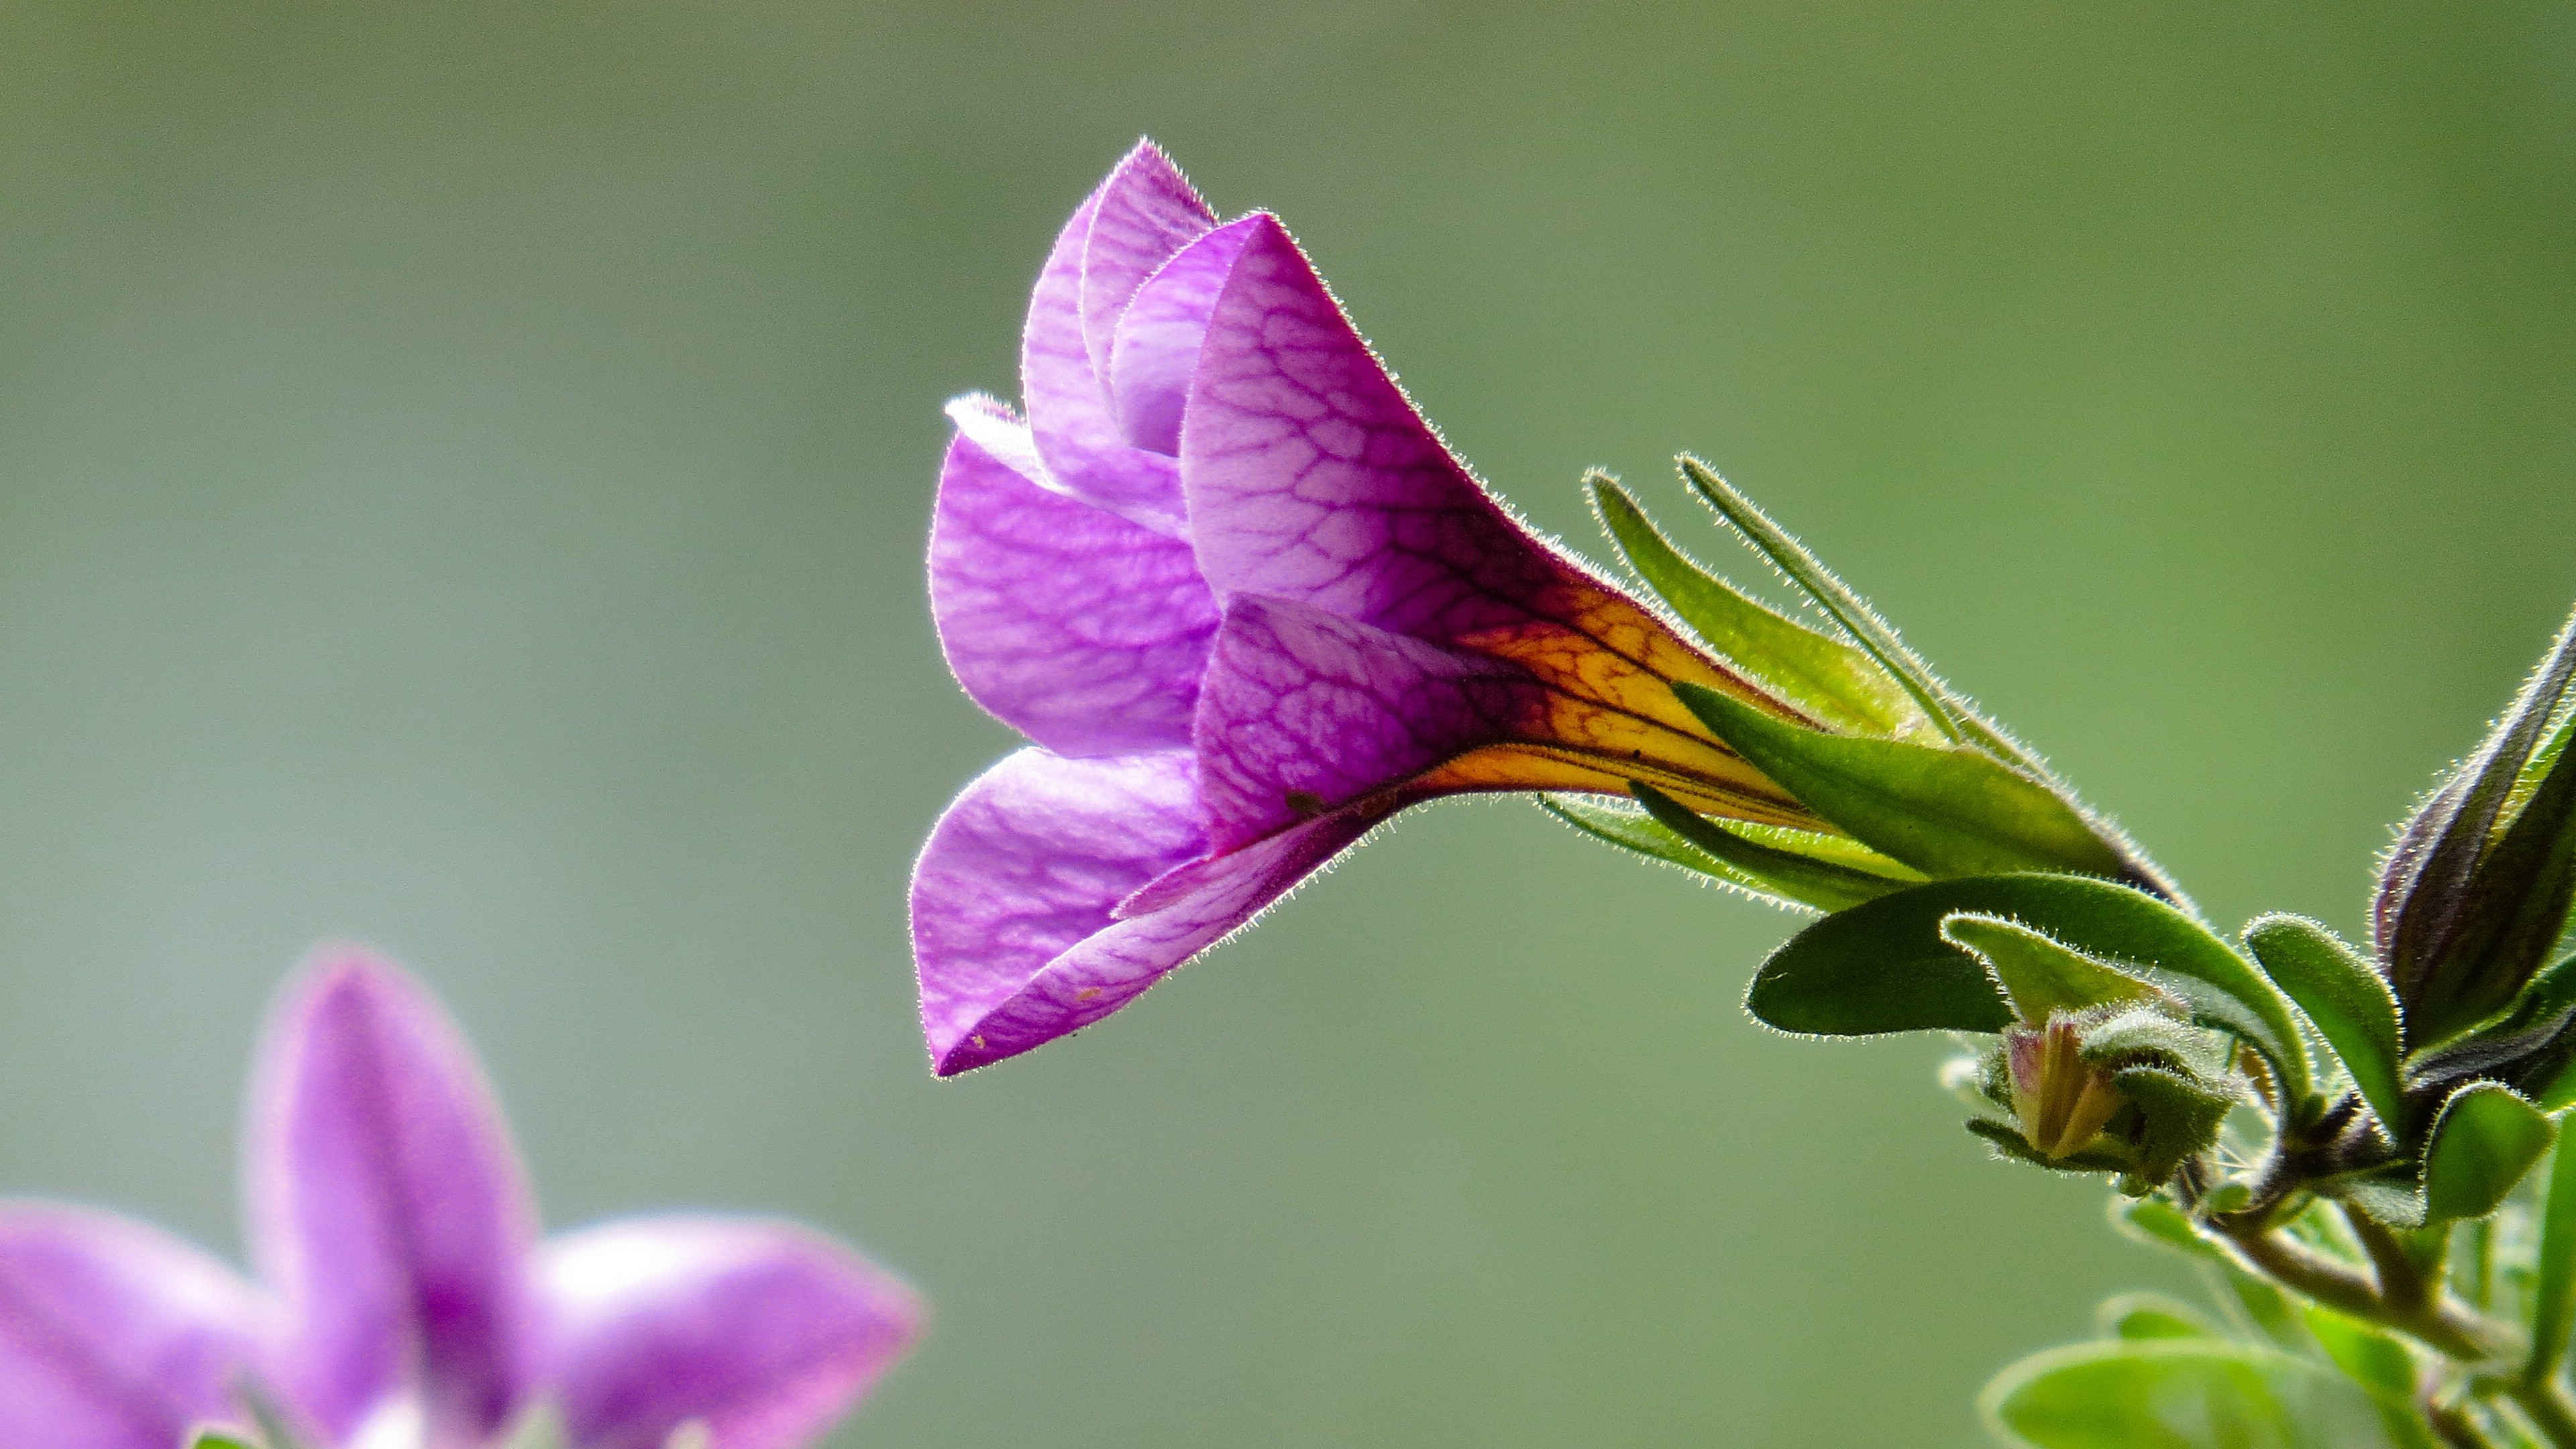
left=2005, top=1015, right=2130, bottom=1162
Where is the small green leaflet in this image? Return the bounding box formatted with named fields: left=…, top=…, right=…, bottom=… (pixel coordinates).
left=2243, top=914, right=2406, bottom=1140
left=1982, top=1338, right=2440, bottom=1449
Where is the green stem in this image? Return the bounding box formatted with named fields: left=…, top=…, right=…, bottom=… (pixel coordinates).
left=2508, top=1378, right=2576, bottom=1449
left=2216, top=1219, right=2506, bottom=1363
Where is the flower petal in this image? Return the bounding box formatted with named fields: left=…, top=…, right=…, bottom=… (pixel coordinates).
left=1177, top=214, right=1570, bottom=640
left=1021, top=160, right=1188, bottom=535
left=245, top=951, right=537, bottom=1446
left=911, top=748, right=1211, bottom=1074
left=930, top=401, right=1220, bottom=756
left=0, top=1204, right=267, bottom=1449
left=1108, top=216, right=1261, bottom=455
left=535, top=1217, right=922, bottom=1449
left=1193, top=594, right=1815, bottom=851
left=1077, top=142, right=1214, bottom=386
left=1177, top=217, right=1791, bottom=743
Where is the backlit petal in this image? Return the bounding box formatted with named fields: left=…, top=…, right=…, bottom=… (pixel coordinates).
left=244, top=951, right=536, bottom=1446
left=930, top=402, right=1218, bottom=756
left=0, top=1204, right=267, bottom=1449
left=537, top=1217, right=921, bottom=1449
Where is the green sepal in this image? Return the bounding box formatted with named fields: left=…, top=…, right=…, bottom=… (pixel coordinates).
left=2299, top=1304, right=2420, bottom=1403
left=2108, top=1193, right=2225, bottom=1263
left=2244, top=914, right=2408, bottom=1142
left=1967, top=1116, right=2133, bottom=1176
left=1588, top=474, right=1925, bottom=738
left=2527, top=1136, right=2576, bottom=1383
left=2082, top=1010, right=2234, bottom=1081
left=1631, top=782, right=1921, bottom=910
left=1677, top=455, right=1998, bottom=757
left=186, top=1434, right=258, bottom=1449
left=2112, top=1065, right=2241, bottom=1193
left=1941, top=914, right=2172, bottom=1026
left=2094, top=1291, right=2218, bottom=1341
left=1980, top=1339, right=2440, bottom=1449
left=1538, top=792, right=1918, bottom=913
left=1749, top=874, right=2313, bottom=1104
left=498, top=1404, right=570, bottom=1449
left=1672, top=681, right=2128, bottom=881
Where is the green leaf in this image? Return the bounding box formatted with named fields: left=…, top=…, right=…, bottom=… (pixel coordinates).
left=2243, top=915, right=2406, bottom=1139
left=1749, top=874, right=2312, bottom=1103
left=2527, top=1136, right=2576, bottom=1383
left=1672, top=681, right=2128, bottom=881
left=2298, top=1305, right=2418, bottom=1401
left=1631, top=782, right=1920, bottom=910
left=1982, top=1339, right=2438, bottom=1448
left=2423, top=1083, right=2556, bottom=1224
left=2095, top=1291, right=2218, bottom=1340
left=1589, top=474, right=1925, bottom=737
left=1943, top=914, right=2172, bottom=1025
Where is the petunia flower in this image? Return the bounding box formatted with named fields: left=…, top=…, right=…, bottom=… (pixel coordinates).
left=914, top=142, right=1856, bottom=1076
left=0, top=949, right=922, bottom=1449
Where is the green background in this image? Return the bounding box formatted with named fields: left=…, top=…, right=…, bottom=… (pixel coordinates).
left=2, top=3, right=2570, bottom=1444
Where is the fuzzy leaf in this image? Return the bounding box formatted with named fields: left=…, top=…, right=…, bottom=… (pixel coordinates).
left=1943, top=914, right=2174, bottom=1026
left=1672, top=681, right=2127, bottom=880
left=1590, top=474, right=1924, bottom=737
left=2095, top=1291, right=2218, bottom=1341
left=2244, top=915, right=2407, bottom=1139
left=2529, top=1138, right=2576, bottom=1383
left=2424, top=1083, right=2556, bottom=1224
left=1538, top=794, right=1915, bottom=912
left=1750, top=874, right=2312, bottom=1102
left=1982, top=1339, right=2437, bottom=1449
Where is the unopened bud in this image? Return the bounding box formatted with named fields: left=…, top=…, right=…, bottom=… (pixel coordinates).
left=2006, top=1016, right=2128, bottom=1161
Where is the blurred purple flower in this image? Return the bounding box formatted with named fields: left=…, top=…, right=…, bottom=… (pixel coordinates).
left=916, top=144, right=1823, bottom=1075
left=0, top=950, right=922, bottom=1449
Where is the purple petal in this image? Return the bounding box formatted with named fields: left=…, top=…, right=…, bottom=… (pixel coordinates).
left=911, top=748, right=1209, bottom=1074
left=245, top=950, right=537, bottom=1446
left=1077, top=142, right=1214, bottom=386
left=1109, top=217, right=1262, bottom=455
left=1179, top=215, right=1570, bottom=642
left=1020, top=164, right=1185, bottom=535
left=930, top=399, right=1219, bottom=757
left=536, top=1217, right=922, bottom=1449
left=0, top=1205, right=267, bottom=1449
left=1192, top=594, right=1534, bottom=851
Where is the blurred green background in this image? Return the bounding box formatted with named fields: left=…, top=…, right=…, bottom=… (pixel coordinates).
left=1, top=2, right=2571, bottom=1444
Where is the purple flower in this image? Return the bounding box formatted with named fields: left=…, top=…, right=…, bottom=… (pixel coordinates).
left=915, top=144, right=1830, bottom=1075
left=0, top=950, right=922, bottom=1449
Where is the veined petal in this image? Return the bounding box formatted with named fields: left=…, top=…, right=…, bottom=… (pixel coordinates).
left=930, top=402, right=1218, bottom=757
left=911, top=749, right=1209, bottom=1074
left=1022, top=170, right=1183, bottom=533
left=1077, top=142, right=1214, bottom=386
left=535, top=1217, right=922, bottom=1449
left=245, top=951, right=537, bottom=1447
left=0, top=1204, right=267, bottom=1449
left=1193, top=594, right=1817, bottom=851
left=1177, top=216, right=1790, bottom=731
left=1109, top=217, right=1261, bottom=455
